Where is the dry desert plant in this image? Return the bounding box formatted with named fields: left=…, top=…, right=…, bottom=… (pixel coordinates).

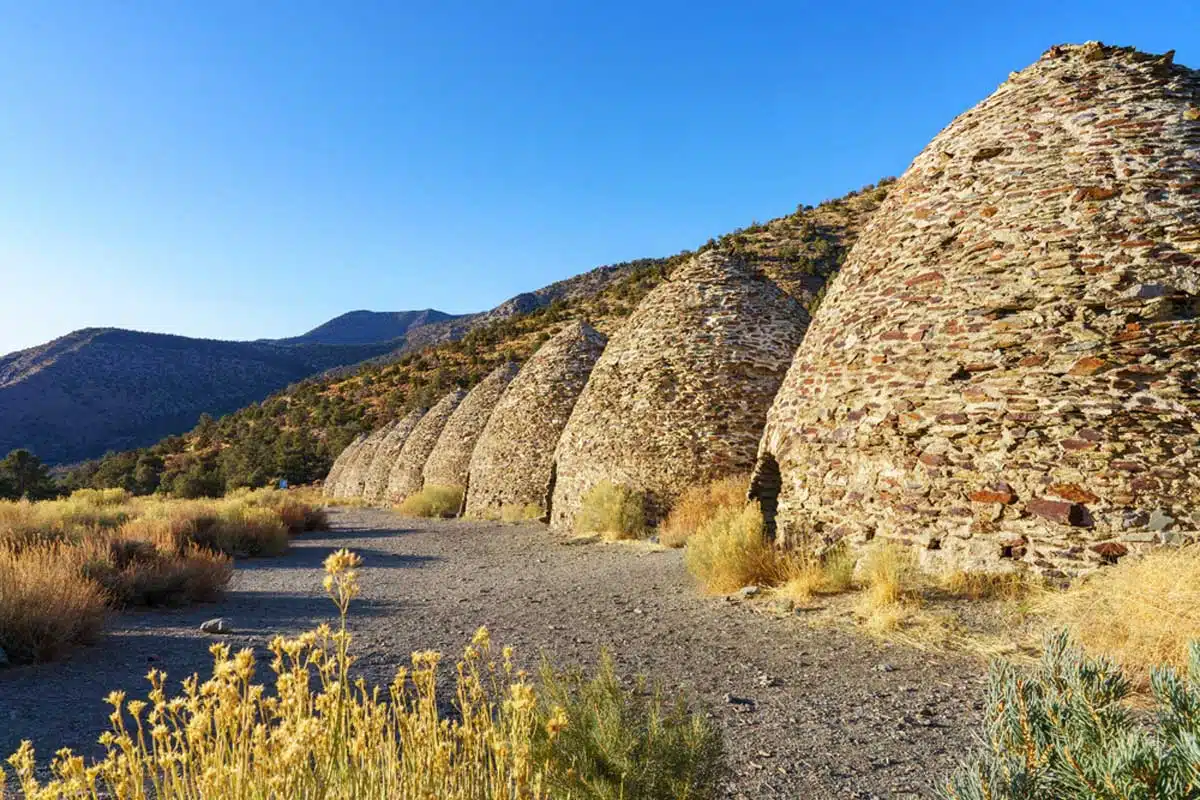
left=1033, top=545, right=1200, bottom=686
left=575, top=481, right=646, bottom=540
left=659, top=475, right=749, bottom=549
left=398, top=484, right=465, bottom=518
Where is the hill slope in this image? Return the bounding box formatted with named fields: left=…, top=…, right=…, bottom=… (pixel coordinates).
left=67, top=181, right=893, bottom=495
left=0, top=328, right=398, bottom=464
left=274, top=309, right=459, bottom=346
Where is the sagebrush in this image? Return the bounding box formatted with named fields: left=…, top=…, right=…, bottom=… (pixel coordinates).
left=942, top=631, right=1200, bottom=800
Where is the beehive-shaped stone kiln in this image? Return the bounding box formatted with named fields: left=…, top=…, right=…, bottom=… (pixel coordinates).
left=752, top=43, right=1200, bottom=576
left=323, top=432, right=368, bottom=497
left=465, top=322, right=608, bottom=518
left=423, top=363, right=520, bottom=492
left=336, top=420, right=399, bottom=498
left=360, top=408, right=425, bottom=503
left=550, top=250, right=810, bottom=530
left=383, top=389, right=466, bottom=502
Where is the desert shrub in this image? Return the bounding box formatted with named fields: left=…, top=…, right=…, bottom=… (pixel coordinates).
left=237, top=488, right=329, bottom=533
left=2, top=550, right=726, bottom=800
left=535, top=653, right=725, bottom=800
left=1034, top=545, right=1200, bottom=685
left=659, top=474, right=748, bottom=548
left=501, top=503, right=543, bottom=523
left=575, top=481, right=646, bottom=540
left=199, top=504, right=291, bottom=557
left=941, top=632, right=1200, bottom=800
left=75, top=535, right=231, bottom=608
left=684, top=502, right=793, bottom=594
left=398, top=484, right=464, bottom=518
left=0, top=543, right=107, bottom=664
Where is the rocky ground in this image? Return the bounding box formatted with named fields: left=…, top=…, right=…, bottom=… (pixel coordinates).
left=0, top=508, right=986, bottom=798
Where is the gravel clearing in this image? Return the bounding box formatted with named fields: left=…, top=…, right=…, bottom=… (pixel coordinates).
left=0, top=507, right=984, bottom=798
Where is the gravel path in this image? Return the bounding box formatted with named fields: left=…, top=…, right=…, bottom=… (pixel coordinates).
left=0, top=508, right=984, bottom=798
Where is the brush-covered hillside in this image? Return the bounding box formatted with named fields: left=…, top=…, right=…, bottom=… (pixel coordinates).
left=66, top=181, right=893, bottom=497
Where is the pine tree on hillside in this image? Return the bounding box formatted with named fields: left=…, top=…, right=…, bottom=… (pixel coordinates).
left=0, top=449, right=59, bottom=501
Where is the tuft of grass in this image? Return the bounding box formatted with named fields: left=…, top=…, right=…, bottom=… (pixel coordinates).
left=659, top=474, right=749, bottom=549
left=397, top=484, right=464, bottom=518
left=3, top=550, right=726, bottom=800
left=854, top=541, right=921, bottom=633
left=535, top=652, right=725, bottom=800
left=575, top=481, right=646, bottom=540
left=684, top=502, right=795, bottom=594
left=501, top=503, right=543, bottom=523
left=1033, top=545, right=1200, bottom=686
left=0, top=544, right=107, bottom=664
left=934, top=569, right=1030, bottom=601
left=776, top=544, right=857, bottom=604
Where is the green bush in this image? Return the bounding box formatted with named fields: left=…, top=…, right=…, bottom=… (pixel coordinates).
left=536, top=652, right=725, bottom=800
left=941, top=632, right=1200, bottom=800
left=576, top=481, right=646, bottom=540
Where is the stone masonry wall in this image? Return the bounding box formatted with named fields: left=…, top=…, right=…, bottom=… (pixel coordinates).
left=360, top=408, right=425, bottom=503
left=465, top=321, right=607, bottom=518
left=337, top=421, right=398, bottom=498
left=753, top=43, right=1200, bottom=576
left=383, top=389, right=466, bottom=503
left=323, top=432, right=367, bottom=497
left=550, top=251, right=811, bottom=530
left=423, top=363, right=520, bottom=491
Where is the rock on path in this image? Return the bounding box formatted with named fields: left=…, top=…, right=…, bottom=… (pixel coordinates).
left=0, top=508, right=983, bottom=798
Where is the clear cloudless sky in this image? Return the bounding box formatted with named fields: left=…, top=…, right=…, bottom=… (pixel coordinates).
left=1, top=0, right=1197, bottom=354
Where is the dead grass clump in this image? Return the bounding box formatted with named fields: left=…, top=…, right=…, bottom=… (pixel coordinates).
left=854, top=541, right=923, bottom=634
left=1034, top=545, right=1200, bottom=684
left=0, top=544, right=107, bottom=664
left=776, top=544, right=857, bottom=604
left=238, top=488, right=330, bottom=533
left=201, top=505, right=291, bottom=557
left=934, top=569, right=1030, bottom=601
left=398, top=485, right=464, bottom=518
left=501, top=503, right=543, bottom=523
left=75, top=534, right=231, bottom=608
left=659, top=474, right=749, bottom=548
left=575, top=481, right=646, bottom=540
left=684, top=503, right=793, bottom=594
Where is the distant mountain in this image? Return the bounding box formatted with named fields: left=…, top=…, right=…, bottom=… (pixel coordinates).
left=274, top=309, right=459, bottom=346
left=0, top=320, right=425, bottom=465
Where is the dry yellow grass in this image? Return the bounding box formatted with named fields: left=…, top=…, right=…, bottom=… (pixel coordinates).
left=398, top=484, right=464, bottom=518
left=684, top=502, right=798, bottom=594
left=0, top=489, right=316, bottom=664
left=775, top=545, right=856, bottom=604
left=1033, top=545, right=1200, bottom=684
left=0, top=544, right=107, bottom=664
left=659, top=475, right=749, bottom=548
left=575, top=480, right=646, bottom=540
left=500, top=503, right=543, bottom=523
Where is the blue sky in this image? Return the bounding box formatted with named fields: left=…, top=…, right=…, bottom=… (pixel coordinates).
left=1, top=1, right=1197, bottom=355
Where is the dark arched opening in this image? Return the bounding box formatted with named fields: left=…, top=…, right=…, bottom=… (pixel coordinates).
left=749, top=454, right=782, bottom=541
left=542, top=462, right=558, bottom=524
